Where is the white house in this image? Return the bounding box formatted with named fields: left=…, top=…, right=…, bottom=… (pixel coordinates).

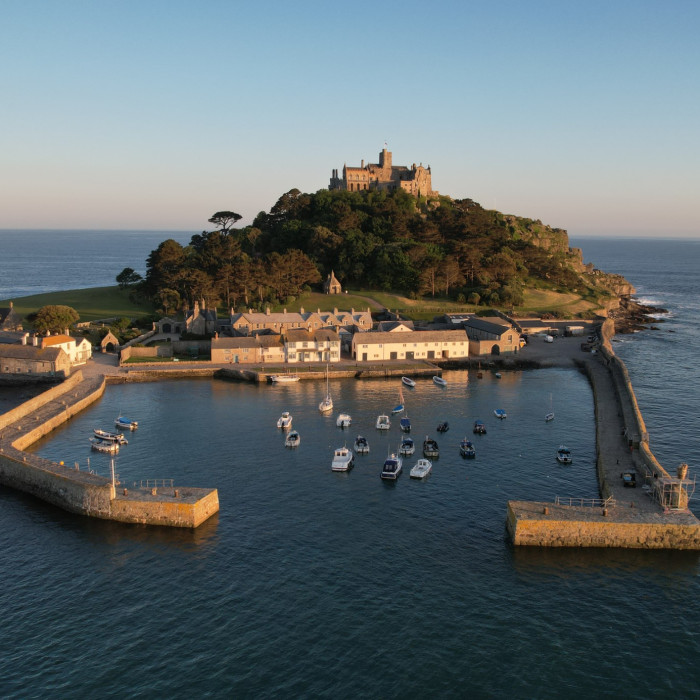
left=352, top=330, right=469, bottom=362
left=39, top=334, right=92, bottom=365
left=285, top=328, right=341, bottom=363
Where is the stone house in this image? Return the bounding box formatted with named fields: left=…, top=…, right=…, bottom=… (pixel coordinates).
left=211, top=335, right=285, bottom=364
left=463, top=318, right=520, bottom=356
left=323, top=270, right=342, bottom=294
left=185, top=300, right=217, bottom=336
left=0, top=345, right=72, bottom=378
left=229, top=307, right=372, bottom=336
left=0, top=303, right=22, bottom=332
left=352, top=330, right=469, bottom=362
left=285, top=328, right=341, bottom=363
left=154, top=316, right=185, bottom=335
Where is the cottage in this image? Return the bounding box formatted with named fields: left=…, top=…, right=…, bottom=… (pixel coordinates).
left=41, top=334, right=92, bottom=365
left=0, top=345, right=71, bottom=378
left=352, top=330, right=468, bottom=362
left=285, top=328, right=341, bottom=363
left=211, top=335, right=285, bottom=364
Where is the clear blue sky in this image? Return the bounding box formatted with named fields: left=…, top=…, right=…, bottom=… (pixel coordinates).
left=1, top=0, right=698, bottom=236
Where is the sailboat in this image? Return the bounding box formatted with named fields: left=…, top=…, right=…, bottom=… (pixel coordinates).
left=545, top=394, right=555, bottom=422
left=319, top=364, right=333, bottom=413
left=392, top=387, right=405, bottom=414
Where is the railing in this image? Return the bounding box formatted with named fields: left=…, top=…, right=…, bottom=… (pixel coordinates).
left=133, top=479, right=174, bottom=489
left=555, top=496, right=616, bottom=508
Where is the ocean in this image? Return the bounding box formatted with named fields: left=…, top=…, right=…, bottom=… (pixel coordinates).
left=1, top=232, right=700, bottom=698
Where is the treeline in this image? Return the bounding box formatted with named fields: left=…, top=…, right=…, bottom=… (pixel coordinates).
left=139, top=188, right=582, bottom=313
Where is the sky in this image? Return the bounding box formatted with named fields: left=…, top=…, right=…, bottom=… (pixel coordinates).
left=1, top=0, right=698, bottom=237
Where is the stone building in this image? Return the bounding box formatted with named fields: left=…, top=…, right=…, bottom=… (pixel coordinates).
left=185, top=300, right=217, bottom=336
left=0, top=303, right=22, bottom=332
left=229, top=307, right=372, bottom=336
left=211, top=335, right=285, bottom=365
left=463, top=317, right=521, bottom=356
left=329, top=148, right=437, bottom=197
left=0, top=345, right=72, bottom=378
left=323, top=270, right=342, bottom=294
left=352, top=330, right=468, bottom=362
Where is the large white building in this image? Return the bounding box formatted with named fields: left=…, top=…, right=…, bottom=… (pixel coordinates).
left=352, top=330, right=469, bottom=362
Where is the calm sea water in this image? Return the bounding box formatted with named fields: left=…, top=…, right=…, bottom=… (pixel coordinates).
left=1, top=233, right=700, bottom=698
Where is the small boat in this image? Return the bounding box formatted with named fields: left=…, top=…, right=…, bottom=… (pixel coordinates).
left=331, top=446, right=354, bottom=471
left=399, top=437, right=415, bottom=456
left=115, top=416, right=138, bottom=431
left=380, top=454, right=403, bottom=480
left=376, top=415, right=390, bottom=430
left=423, top=436, right=439, bottom=458
left=494, top=372, right=502, bottom=378
left=494, top=409, right=507, bottom=419
left=336, top=413, right=352, bottom=428
left=319, top=364, right=333, bottom=413
left=410, top=458, right=432, bottom=479
left=460, top=438, right=476, bottom=458
left=545, top=412, right=555, bottom=422
left=433, top=376, right=447, bottom=387
left=285, top=430, right=300, bottom=448
left=473, top=420, right=487, bottom=435
left=90, top=437, right=119, bottom=454
left=556, top=445, right=572, bottom=464
left=437, top=421, right=449, bottom=433
left=276, top=411, right=293, bottom=429
left=400, top=416, right=411, bottom=433
left=269, top=373, right=300, bottom=383
left=401, top=376, right=416, bottom=388
left=354, top=436, right=370, bottom=454
left=93, top=428, right=127, bottom=444
left=392, top=387, right=405, bottom=414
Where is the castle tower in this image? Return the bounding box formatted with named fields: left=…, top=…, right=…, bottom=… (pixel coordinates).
left=378, top=148, right=392, bottom=170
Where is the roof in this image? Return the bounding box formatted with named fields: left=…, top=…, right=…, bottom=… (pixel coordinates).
left=353, top=330, right=467, bottom=344
left=212, top=335, right=283, bottom=349
left=0, top=345, right=66, bottom=361
left=286, top=328, right=340, bottom=342
left=41, top=335, right=76, bottom=347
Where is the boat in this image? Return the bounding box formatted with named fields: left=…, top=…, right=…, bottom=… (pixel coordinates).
left=115, top=416, right=138, bottom=431
left=285, top=430, right=300, bottom=448
left=473, top=420, right=486, bottom=434
left=556, top=445, right=572, bottom=464
left=399, top=416, right=411, bottom=433
left=399, top=436, right=415, bottom=456
left=354, top=435, right=370, bottom=454
left=494, top=409, right=507, bottom=419
left=276, top=411, right=293, bottom=429
left=392, top=387, right=405, bottom=414
left=494, top=372, right=502, bottom=378
left=410, top=458, right=432, bottom=479
left=269, top=373, right=300, bottom=383
left=376, top=415, right=390, bottom=430
left=93, top=428, right=127, bottom=444
left=460, top=438, right=476, bottom=458
left=336, top=413, right=352, bottom=428
left=437, top=421, right=449, bottom=433
left=545, top=412, right=555, bottom=422
left=433, top=375, right=447, bottom=387
left=331, top=446, right=354, bottom=471
left=401, top=376, right=416, bottom=388
left=90, top=437, right=119, bottom=454
left=380, top=454, right=403, bottom=480
left=423, top=436, right=439, bottom=458
left=319, top=364, right=333, bottom=413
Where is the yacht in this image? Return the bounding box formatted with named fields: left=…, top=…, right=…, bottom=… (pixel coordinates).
left=331, top=446, right=354, bottom=471
left=285, top=430, right=300, bottom=448
left=277, top=411, right=293, bottom=429
left=376, top=415, right=390, bottom=430
left=556, top=445, right=572, bottom=464
left=354, top=436, right=370, bottom=454
left=380, top=454, right=403, bottom=481
left=410, top=458, right=432, bottom=479
left=269, top=373, right=300, bottom=383
left=399, top=436, right=415, bottom=456
left=319, top=365, right=333, bottom=413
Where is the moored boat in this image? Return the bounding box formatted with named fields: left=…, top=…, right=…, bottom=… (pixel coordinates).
left=399, top=436, right=415, bottom=456
left=433, top=376, right=447, bottom=387
left=423, top=436, right=439, bottom=458
left=556, top=445, right=572, bottom=464
left=473, top=420, right=486, bottom=434
left=354, top=435, right=370, bottom=454
left=115, top=416, right=138, bottom=431
left=319, top=365, right=333, bottom=413
left=401, top=376, right=416, bottom=388
left=376, top=415, right=390, bottom=430
left=545, top=412, right=555, bottom=422
left=410, top=458, right=432, bottom=479
left=400, top=416, right=411, bottom=433
left=90, top=437, right=119, bottom=454
left=269, top=373, right=300, bottom=383
left=331, top=446, right=354, bottom=471
left=336, top=413, right=352, bottom=428
left=285, top=430, right=300, bottom=448
left=494, top=409, right=507, bottom=419
left=437, top=421, right=449, bottom=433
left=277, top=411, right=293, bottom=429
left=380, top=454, right=403, bottom=480
left=460, top=438, right=476, bottom=458
left=93, top=428, right=127, bottom=444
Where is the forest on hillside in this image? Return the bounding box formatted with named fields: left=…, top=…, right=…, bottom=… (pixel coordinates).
left=139, top=188, right=588, bottom=314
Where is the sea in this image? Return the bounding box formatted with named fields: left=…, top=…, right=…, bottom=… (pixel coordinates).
left=1, top=231, right=700, bottom=699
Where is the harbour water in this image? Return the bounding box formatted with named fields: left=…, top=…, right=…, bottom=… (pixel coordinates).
left=1, top=233, right=700, bottom=697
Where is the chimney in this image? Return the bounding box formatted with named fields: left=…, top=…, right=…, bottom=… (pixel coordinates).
left=333, top=308, right=338, bottom=315
left=283, top=308, right=287, bottom=314
left=32, top=334, right=38, bottom=346
left=361, top=159, right=364, bottom=168
left=9, top=301, right=12, bottom=309
left=201, top=298, right=206, bottom=310
left=300, top=307, right=305, bottom=314
left=21, top=333, right=28, bottom=345
left=266, top=307, right=270, bottom=315
left=351, top=308, right=355, bottom=314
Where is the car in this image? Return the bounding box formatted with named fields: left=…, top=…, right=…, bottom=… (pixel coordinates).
left=621, top=471, right=636, bottom=487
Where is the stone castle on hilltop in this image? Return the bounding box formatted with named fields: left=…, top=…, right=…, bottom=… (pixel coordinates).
left=329, top=147, right=437, bottom=197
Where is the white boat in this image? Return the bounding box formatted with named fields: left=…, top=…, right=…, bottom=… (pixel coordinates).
left=401, top=376, right=416, bottom=388
left=410, top=458, right=432, bottom=479
left=494, top=372, right=502, bottom=378
left=115, top=416, right=138, bottom=431
left=460, top=438, right=476, bottom=458
left=90, top=437, right=119, bottom=454
left=380, top=454, right=403, bottom=480
left=494, top=409, right=507, bottom=419
left=93, top=428, right=127, bottom=444
left=354, top=435, right=370, bottom=454
left=399, top=436, right=415, bottom=456
left=319, top=364, right=333, bottom=413
left=277, top=411, right=293, bottom=429
left=423, top=436, right=439, bottom=458
left=433, top=376, right=447, bottom=387
left=336, top=413, right=352, bottom=428
left=556, top=445, right=572, bottom=464
left=285, top=430, right=300, bottom=448
left=545, top=412, right=555, bottom=422
left=331, top=446, right=354, bottom=471
left=376, top=415, right=390, bottom=430
left=270, top=373, right=300, bottom=383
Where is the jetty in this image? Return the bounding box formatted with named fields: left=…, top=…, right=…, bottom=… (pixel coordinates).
left=507, top=319, right=700, bottom=549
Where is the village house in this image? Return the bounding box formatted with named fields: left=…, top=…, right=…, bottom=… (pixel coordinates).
left=352, top=330, right=469, bottom=362
left=285, top=328, right=341, bottom=363
left=0, top=344, right=71, bottom=378
left=462, top=317, right=521, bottom=356
left=40, top=333, right=92, bottom=365
left=185, top=300, right=217, bottom=335
left=210, top=335, right=285, bottom=364
left=229, top=307, right=372, bottom=336
left=0, top=303, right=22, bottom=332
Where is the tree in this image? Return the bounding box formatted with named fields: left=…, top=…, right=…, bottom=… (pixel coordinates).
left=208, top=211, right=242, bottom=233
left=34, top=305, right=79, bottom=334
left=116, top=267, right=143, bottom=289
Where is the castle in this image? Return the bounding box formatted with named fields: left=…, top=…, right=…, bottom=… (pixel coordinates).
left=329, top=148, right=437, bottom=197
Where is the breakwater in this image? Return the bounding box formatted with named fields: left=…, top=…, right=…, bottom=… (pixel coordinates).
left=0, top=371, right=218, bottom=528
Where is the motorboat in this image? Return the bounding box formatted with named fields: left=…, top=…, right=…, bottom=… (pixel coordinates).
left=556, top=445, right=572, bottom=464
left=410, top=458, right=432, bottom=479
left=494, top=409, right=507, bottom=419
left=545, top=412, right=555, bottom=422
left=331, top=446, right=354, bottom=471
left=399, top=437, right=415, bottom=456
left=473, top=420, right=486, bottom=435
left=319, top=364, right=333, bottom=413
left=269, top=374, right=300, bottom=383
left=380, top=454, right=403, bottom=480
left=336, top=413, right=352, bottom=428
left=400, top=416, right=411, bottom=433
left=90, top=437, right=119, bottom=454
left=376, top=415, right=390, bottom=430
left=423, top=436, right=439, bottom=458
left=277, top=411, right=293, bottom=429
left=354, top=436, right=370, bottom=454
left=494, top=372, right=502, bottom=379
left=437, top=421, right=449, bottom=433
left=115, top=416, right=138, bottom=431
left=460, top=438, right=476, bottom=458
left=433, top=376, right=447, bottom=387
left=401, top=376, right=416, bottom=388
left=285, top=430, right=300, bottom=448
left=93, top=428, right=127, bottom=444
